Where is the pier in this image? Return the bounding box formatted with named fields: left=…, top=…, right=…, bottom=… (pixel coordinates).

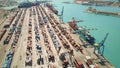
left=74, top=0, right=120, bottom=7
left=0, top=4, right=115, bottom=68
left=86, top=7, right=120, bottom=17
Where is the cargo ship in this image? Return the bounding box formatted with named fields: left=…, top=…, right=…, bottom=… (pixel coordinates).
left=46, top=3, right=58, bottom=15
left=68, top=17, right=95, bottom=45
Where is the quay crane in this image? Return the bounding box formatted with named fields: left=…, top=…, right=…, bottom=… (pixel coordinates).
left=68, top=17, right=95, bottom=45
left=69, top=17, right=109, bottom=56
left=58, top=6, right=64, bottom=22
left=94, top=33, right=109, bottom=56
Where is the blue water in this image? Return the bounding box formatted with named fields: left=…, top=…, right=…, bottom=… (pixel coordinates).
left=51, top=0, right=120, bottom=68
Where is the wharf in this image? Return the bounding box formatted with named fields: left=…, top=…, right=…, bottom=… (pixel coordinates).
left=0, top=5, right=115, bottom=68
left=74, top=0, right=120, bottom=7
left=86, top=7, right=120, bottom=16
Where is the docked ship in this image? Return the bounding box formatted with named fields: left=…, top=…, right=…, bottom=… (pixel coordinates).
left=46, top=3, right=58, bottom=15
left=68, top=17, right=95, bottom=45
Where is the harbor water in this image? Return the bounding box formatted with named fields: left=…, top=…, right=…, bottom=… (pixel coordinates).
left=1, top=0, right=120, bottom=67
left=51, top=0, right=120, bottom=68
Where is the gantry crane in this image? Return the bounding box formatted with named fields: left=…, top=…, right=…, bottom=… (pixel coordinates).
left=94, top=33, right=109, bottom=56
left=58, top=6, right=64, bottom=21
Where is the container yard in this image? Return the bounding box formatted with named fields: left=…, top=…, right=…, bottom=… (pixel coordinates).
left=0, top=2, right=115, bottom=68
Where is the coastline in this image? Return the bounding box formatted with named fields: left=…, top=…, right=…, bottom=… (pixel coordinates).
left=74, top=0, right=120, bottom=8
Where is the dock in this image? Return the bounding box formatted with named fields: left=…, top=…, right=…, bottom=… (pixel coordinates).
left=74, top=0, right=120, bottom=7
left=0, top=4, right=115, bottom=68
left=86, top=7, right=120, bottom=17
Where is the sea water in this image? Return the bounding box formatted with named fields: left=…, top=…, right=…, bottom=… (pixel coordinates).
left=52, top=0, right=120, bottom=68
